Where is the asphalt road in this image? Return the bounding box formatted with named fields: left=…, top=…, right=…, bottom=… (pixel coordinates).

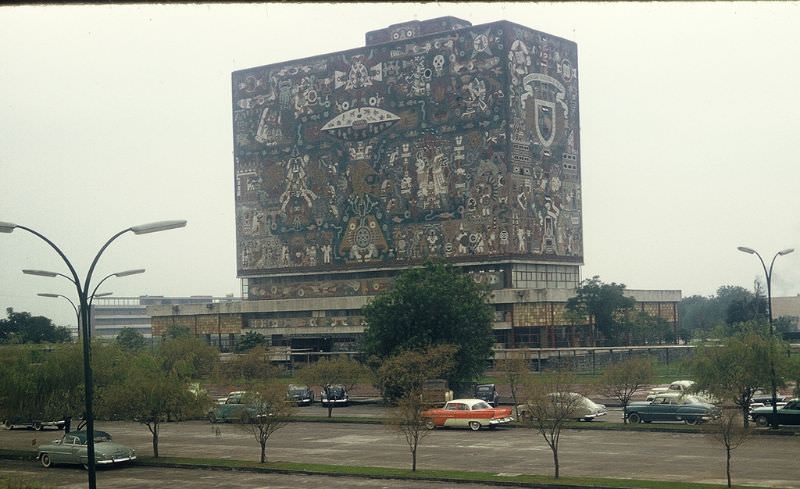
left=2, top=419, right=798, bottom=488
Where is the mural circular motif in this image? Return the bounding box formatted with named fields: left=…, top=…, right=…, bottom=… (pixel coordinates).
left=355, top=226, right=372, bottom=248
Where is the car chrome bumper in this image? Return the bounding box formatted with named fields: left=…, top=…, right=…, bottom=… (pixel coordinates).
left=97, top=456, right=136, bottom=465
left=489, top=416, right=514, bottom=425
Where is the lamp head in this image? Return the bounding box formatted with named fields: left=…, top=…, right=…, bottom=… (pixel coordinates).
left=113, top=268, right=145, bottom=277
left=131, top=220, right=187, bottom=235
left=93, top=292, right=113, bottom=298
left=0, top=222, right=18, bottom=233
left=23, top=269, right=59, bottom=277
left=779, top=248, right=795, bottom=256
left=737, top=246, right=756, bottom=254
left=37, top=293, right=61, bottom=298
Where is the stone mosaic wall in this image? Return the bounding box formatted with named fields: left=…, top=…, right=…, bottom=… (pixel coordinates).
left=232, top=20, right=582, bottom=278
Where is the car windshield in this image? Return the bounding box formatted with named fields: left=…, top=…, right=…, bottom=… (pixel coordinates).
left=326, top=386, right=344, bottom=396
left=471, top=401, right=491, bottom=410
left=477, top=386, right=492, bottom=392
left=289, top=386, right=307, bottom=394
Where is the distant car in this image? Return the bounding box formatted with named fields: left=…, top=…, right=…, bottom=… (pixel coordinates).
left=474, top=384, right=500, bottom=406
left=3, top=416, right=65, bottom=431
left=646, top=380, right=696, bottom=401
left=625, top=393, right=720, bottom=424
left=749, top=388, right=789, bottom=409
left=320, top=384, right=349, bottom=408
left=750, top=398, right=800, bottom=427
left=287, top=384, right=315, bottom=406
left=37, top=430, right=136, bottom=469
left=421, top=398, right=514, bottom=431
left=208, top=391, right=254, bottom=423
left=517, top=392, right=607, bottom=422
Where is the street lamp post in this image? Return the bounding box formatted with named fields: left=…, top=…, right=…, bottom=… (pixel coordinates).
left=737, top=246, right=794, bottom=430
left=37, top=291, right=113, bottom=339
left=28, top=268, right=146, bottom=339
left=1, top=220, right=186, bottom=489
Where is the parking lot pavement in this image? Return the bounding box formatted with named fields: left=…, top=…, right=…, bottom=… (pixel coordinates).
left=0, top=460, right=507, bottom=489
left=3, top=420, right=799, bottom=487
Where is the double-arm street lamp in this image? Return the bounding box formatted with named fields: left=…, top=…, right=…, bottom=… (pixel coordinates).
left=1, top=220, right=186, bottom=489
left=737, top=246, right=794, bottom=429
left=27, top=268, right=145, bottom=338
left=36, top=291, right=113, bottom=339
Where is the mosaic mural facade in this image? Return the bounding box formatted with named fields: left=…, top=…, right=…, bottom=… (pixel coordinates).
left=232, top=19, right=582, bottom=283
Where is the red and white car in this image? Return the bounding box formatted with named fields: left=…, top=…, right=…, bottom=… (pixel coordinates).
left=422, top=398, right=514, bottom=431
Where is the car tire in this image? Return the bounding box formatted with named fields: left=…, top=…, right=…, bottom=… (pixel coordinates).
left=627, top=413, right=641, bottom=424
left=583, top=417, right=594, bottom=422
left=755, top=415, right=769, bottom=427
left=40, top=453, right=52, bottom=468
left=208, top=412, right=218, bottom=424
left=424, top=419, right=436, bottom=430
left=684, top=417, right=699, bottom=425
left=82, top=462, right=90, bottom=471
left=33, top=422, right=42, bottom=431
left=3, top=420, right=12, bottom=430
left=469, top=421, right=481, bottom=431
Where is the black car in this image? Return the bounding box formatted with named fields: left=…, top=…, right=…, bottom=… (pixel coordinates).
left=320, top=384, right=349, bottom=408
left=750, top=398, right=800, bottom=427
left=287, top=384, right=315, bottom=406
left=475, top=384, right=499, bottom=407
left=750, top=388, right=789, bottom=407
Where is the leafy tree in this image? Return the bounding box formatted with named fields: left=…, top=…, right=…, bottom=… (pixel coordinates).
left=236, top=331, right=267, bottom=352
left=163, top=324, right=192, bottom=340
left=519, top=369, right=581, bottom=479
left=374, top=344, right=456, bottom=404
left=690, top=326, right=781, bottom=427
left=0, top=345, right=84, bottom=425
left=98, top=351, right=206, bottom=457
left=622, top=311, right=673, bottom=345
left=565, top=276, right=635, bottom=346
left=702, top=409, right=752, bottom=488
left=495, top=356, right=530, bottom=419
left=238, top=381, right=295, bottom=463
left=678, top=294, right=724, bottom=336
left=362, top=263, right=494, bottom=386
left=0, top=308, right=72, bottom=344
left=387, top=388, right=432, bottom=471
left=158, top=335, right=219, bottom=380
left=221, top=347, right=281, bottom=381
left=599, top=356, right=653, bottom=423
left=115, top=328, right=147, bottom=351
left=296, top=355, right=369, bottom=418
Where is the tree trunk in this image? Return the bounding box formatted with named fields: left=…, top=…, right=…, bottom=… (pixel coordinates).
left=726, top=446, right=731, bottom=488
left=552, top=448, right=559, bottom=478
left=327, top=406, right=333, bottom=418
left=412, top=446, right=416, bottom=471
left=260, top=440, right=267, bottom=463
left=741, top=405, right=750, bottom=428
left=152, top=423, right=159, bottom=458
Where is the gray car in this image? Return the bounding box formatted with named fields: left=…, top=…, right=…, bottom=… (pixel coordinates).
left=37, top=430, right=136, bottom=469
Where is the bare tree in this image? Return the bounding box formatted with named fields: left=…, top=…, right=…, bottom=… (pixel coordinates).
left=599, top=356, right=653, bottom=423
left=703, top=408, right=752, bottom=488
left=238, top=382, right=296, bottom=463
left=519, top=369, right=582, bottom=479
left=387, top=388, right=432, bottom=471
left=495, top=356, right=530, bottom=419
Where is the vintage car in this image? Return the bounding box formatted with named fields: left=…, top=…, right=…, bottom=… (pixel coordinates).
left=516, top=392, right=608, bottom=422
left=287, top=384, right=315, bottom=406
left=208, top=391, right=254, bottom=422
left=474, top=384, right=500, bottom=407
left=748, top=388, right=789, bottom=410
left=625, top=393, right=720, bottom=424
left=3, top=415, right=65, bottom=431
left=37, top=430, right=136, bottom=469
left=750, top=398, right=800, bottom=427
left=421, top=398, right=514, bottom=431
left=646, top=380, right=696, bottom=401
left=320, top=384, right=349, bottom=408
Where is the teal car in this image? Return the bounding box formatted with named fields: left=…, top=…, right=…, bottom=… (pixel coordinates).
left=208, top=391, right=256, bottom=423
left=750, top=398, right=800, bottom=427
left=37, top=430, right=136, bottom=469
left=625, top=394, right=720, bottom=424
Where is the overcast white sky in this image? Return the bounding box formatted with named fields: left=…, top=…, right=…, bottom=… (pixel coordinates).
left=2, top=2, right=799, bottom=328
